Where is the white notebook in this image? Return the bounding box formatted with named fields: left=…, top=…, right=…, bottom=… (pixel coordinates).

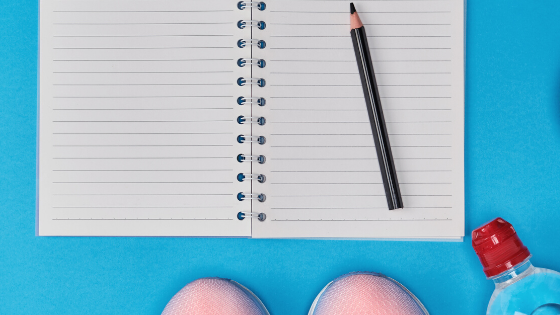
left=37, top=0, right=465, bottom=239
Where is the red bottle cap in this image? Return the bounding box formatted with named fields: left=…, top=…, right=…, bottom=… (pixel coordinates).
left=472, top=217, right=531, bottom=278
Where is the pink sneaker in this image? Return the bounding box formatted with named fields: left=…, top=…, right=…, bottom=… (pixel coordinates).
left=162, top=277, right=269, bottom=315
left=309, top=272, right=428, bottom=315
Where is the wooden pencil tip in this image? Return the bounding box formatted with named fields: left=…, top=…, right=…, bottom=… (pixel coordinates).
left=350, top=3, right=363, bottom=29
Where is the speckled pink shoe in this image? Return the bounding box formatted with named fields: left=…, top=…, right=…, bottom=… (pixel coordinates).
left=162, top=277, right=269, bottom=315
left=309, top=272, right=428, bottom=315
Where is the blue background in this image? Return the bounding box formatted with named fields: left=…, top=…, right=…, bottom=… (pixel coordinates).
left=2, top=0, right=560, bottom=314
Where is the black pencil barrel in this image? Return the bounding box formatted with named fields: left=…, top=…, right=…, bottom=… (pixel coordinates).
left=351, top=26, right=403, bottom=210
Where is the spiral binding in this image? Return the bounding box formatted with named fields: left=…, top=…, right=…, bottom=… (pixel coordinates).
left=237, top=1, right=266, bottom=11
left=237, top=154, right=266, bottom=164
left=237, top=173, right=266, bottom=183
left=237, top=77, right=266, bottom=87
left=237, top=212, right=267, bottom=221
left=237, top=20, right=266, bottom=30
left=236, top=2, right=267, bottom=222
left=237, top=193, right=266, bottom=202
left=237, top=96, right=266, bottom=106
left=237, top=135, right=266, bottom=145
left=237, top=39, right=266, bottom=49
left=237, top=116, right=266, bottom=125
left=237, top=58, right=266, bottom=69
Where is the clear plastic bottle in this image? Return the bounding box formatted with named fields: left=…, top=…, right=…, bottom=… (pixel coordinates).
left=472, top=218, right=560, bottom=315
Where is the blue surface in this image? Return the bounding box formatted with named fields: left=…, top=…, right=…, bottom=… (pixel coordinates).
left=2, top=0, right=560, bottom=314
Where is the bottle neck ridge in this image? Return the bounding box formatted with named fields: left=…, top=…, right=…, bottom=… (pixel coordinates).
left=491, top=259, right=533, bottom=286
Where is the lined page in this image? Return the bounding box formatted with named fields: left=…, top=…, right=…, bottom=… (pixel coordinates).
left=38, top=0, right=252, bottom=236
left=252, top=0, right=464, bottom=239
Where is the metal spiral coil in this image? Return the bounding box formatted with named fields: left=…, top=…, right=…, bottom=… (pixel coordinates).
left=237, top=173, right=266, bottom=183
left=237, top=116, right=266, bottom=126
left=237, top=192, right=266, bottom=202
left=237, top=20, right=266, bottom=30
left=237, top=58, right=266, bottom=68
left=237, top=1, right=266, bottom=11
left=237, top=212, right=267, bottom=221
left=237, top=77, right=266, bottom=87
left=237, top=96, right=266, bottom=106
left=237, top=39, right=266, bottom=49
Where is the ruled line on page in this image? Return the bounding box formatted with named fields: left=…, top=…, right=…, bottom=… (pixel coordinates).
left=52, top=206, right=233, bottom=209
left=53, top=132, right=234, bottom=135
left=54, top=71, right=235, bottom=73
left=54, top=22, right=234, bottom=25
left=53, top=59, right=235, bottom=61
left=53, top=10, right=235, bottom=13
left=269, top=170, right=451, bottom=173
left=54, top=35, right=235, bottom=38
left=54, top=47, right=234, bottom=50
left=269, top=96, right=451, bottom=99
left=269, top=84, right=451, bottom=86
left=271, top=219, right=451, bottom=222
left=53, top=108, right=234, bottom=111
left=53, top=145, right=234, bottom=147
left=53, top=83, right=234, bottom=86
left=270, top=47, right=451, bottom=50
left=53, top=96, right=233, bottom=99
left=270, top=133, right=452, bottom=136
left=269, top=183, right=452, bottom=185
left=269, top=207, right=452, bottom=211
left=269, top=59, right=451, bottom=62
left=270, top=23, right=451, bottom=25
left=270, top=194, right=452, bottom=197
left=52, top=120, right=232, bottom=123
left=270, top=145, right=451, bottom=148
left=52, top=218, right=234, bottom=221
left=54, top=193, right=235, bottom=196
left=270, top=35, right=451, bottom=38
left=269, top=11, right=451, bottom=14
left=269, top=121, right=452, bottom=124
left=52, top=157, right=232, bottom=160
left=270, top=157, right=452, bottom=160
left=53, top=182, right=235, bottom=184
left=269, top=108, right=451, bottom=111
left=269, top=72, right=450, bottom=74
left=53, top=169, right=234, bottom=172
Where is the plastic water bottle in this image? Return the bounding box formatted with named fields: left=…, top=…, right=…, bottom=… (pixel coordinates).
left=472, top=218, right=560, bottom=315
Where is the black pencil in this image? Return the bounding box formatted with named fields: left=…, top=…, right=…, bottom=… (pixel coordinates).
left=350, top=3, right=403, bottom=210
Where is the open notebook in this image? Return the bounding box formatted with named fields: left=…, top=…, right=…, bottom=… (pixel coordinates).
left=38, top=0, right=465, bottom=239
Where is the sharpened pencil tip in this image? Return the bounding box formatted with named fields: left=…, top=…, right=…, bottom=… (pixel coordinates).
left=350, top=3, right=363, bottom=29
